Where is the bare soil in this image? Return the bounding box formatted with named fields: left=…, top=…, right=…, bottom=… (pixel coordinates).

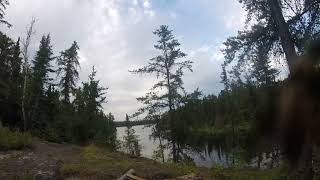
left=0, top=140, right=189, bottom=180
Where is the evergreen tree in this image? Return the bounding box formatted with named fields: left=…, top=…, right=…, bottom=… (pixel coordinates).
left=131, top=25, right=192, bottom=162
left=29, top=34, right=54, bottom=134
left=57, top=41, right=80, bottom=103
left=81, top=66, right=107, bottom=114
left=251, top=45, right=278, bottom=86
left=122, top=114, right=141, bottom=157
left=31, top=34, right=54, bottom=98
left=0, top=31, right=15, bottom=99
left=223, top=0, right=320, bottom=76
left=72, top=66, right=110, bottom=143
left=0, top=0, right=11, bottom=27
left=9, top=38, right=23, bottom=101
left=0, top=32, right=23, bottom=128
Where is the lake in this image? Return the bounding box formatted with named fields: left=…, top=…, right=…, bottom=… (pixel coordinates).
left=117, top=125, right=229, bottom=168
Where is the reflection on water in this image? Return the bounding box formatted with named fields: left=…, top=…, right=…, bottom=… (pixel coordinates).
left=117, top=125, right=228, bottom=168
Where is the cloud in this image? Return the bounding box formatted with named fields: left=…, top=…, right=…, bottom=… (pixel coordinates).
left=1, top=0, right=245, bottom=120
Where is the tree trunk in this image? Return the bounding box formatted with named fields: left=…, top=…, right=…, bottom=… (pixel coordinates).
left=299, top=144, right=313, bottom=180
left=164, top=47, right=178, bottom=163
left=268, top=0, right=298, bottom=73
left=257, top=152, right=262, bottom=169
left=159, top=137, right=165, bottom=163
left=313, top=145, right=320, bottom=179
left=231, top=110, right=236, bottom=167
left=22, top=73, right=27, bottom=131
left=21, top=18, right=35, bottom=132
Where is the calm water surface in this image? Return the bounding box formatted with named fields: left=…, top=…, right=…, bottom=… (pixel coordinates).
left=117, top=125, right=228, bottom=168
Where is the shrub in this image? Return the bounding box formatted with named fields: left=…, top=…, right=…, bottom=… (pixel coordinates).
left=0, top=126, right=32, bottom=150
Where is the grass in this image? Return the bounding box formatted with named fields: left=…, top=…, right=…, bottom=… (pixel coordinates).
left=207, top=167, right=287, bottom=180
left=61, top=144, right=287, bottom=179
left=61, top=144, right=179, bottom=179
left=0, top=126, right=32, bottom=150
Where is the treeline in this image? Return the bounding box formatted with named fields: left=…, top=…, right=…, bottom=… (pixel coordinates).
left=171, top=81, right=282, bottom=167
left=0, top=3, right=116, bottom=147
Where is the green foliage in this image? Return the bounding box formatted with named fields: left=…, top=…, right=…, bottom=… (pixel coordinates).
left=165, top=162, right=198, bottom=175
left=0, top=28, right=116, bottom=149
left=0, top=0, right=11, bottom=27
left=163, top=80, right=282, bottom=167
left=57, top=41, right=80, bottom=103
left=61, top=144, right=180, bottom=178
left=0, top=126, right=32, bottom=150
left=28, top=34, right=55, bottom=136
left=223, top=0, right=320, bottom=78
left=121, top=114, right=142, bottom=156
left=152, top=142, right=166, bottom=162
left=0, top=31, right=23, bottom=128
left=209, top=167, right=286, bottom=180
left=31, top=34, right=54, bottom=96
left=131, top=25, right=193, bottom=162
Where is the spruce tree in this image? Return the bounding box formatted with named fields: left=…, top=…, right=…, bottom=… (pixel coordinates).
left=0, top=32, right=23, bottom=128
left=223, top=0, right=320, bottom=76
left=72, top=66, right=108, bottom=142
left=0, top=32, right=15, bottom=99
left=9, top=38, right=23, bottom=101
left=122, top=114, right=141, bottom=156
left=251, top=45, right=278, bottom=86
left=29, top=34, right=54, bottom=133
left=81, top=66, right=107, bottom=114
left=131, top=25, right=192, bottom=162
left=0, top=0, right=11, bottom=27
left=31, top=34, right=54, bottom=98
left=57, top=41, right=80, bottom=103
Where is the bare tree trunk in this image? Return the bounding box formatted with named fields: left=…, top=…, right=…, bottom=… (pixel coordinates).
left=268, top=0, right=298, bottom=73
left=164, top=44, right=178, bottom=163
left=257, top=152, right=262, bottom=169
left=159, top=136, right=165, bottom=163
left=21, top=18, right=35, bottom=132
left=231, top=112, right=235, bottom=167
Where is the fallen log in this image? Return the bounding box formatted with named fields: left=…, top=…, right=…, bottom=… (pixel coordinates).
left=117, top=169, right=147, bottom=180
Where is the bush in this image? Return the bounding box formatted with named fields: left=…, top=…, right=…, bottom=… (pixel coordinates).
left=0, top=126, right=32, bottom=150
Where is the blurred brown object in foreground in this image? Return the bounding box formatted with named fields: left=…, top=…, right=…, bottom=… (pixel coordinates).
left=279, top=41, right=320, bottom=179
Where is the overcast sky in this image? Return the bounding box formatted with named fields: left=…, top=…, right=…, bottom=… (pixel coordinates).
left=1, top=0, right=246, bottom=121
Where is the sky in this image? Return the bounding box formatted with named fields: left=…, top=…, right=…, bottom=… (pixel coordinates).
left=1, top=0, right=246, bottom=121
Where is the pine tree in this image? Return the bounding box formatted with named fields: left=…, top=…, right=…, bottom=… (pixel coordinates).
left=81, top=66, right=107, bottom=114
left=131, top=25, right=192, bottom=162
left=122, top=114, right=141, bottom=157
left=223, top=0, right=320, bottom=76
left=29, top=34, right=54, bottom=133
left=0, top=31, right=15, bottom=99
left=0, top=0, right=11, bottom=27
left=72, top=66, right=109, bottom=142
left=9, top=38, right=23, bottom=101
left=251, top=45, right=278, bottom=86
left=31, top=34, right=54, bottom=98
left=0, top=32, right=23, bottom=128
left=57, top=41, right=80, bottom=103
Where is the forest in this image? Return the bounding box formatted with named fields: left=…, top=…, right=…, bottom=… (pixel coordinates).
left=1, top=0, right=320, bottom=179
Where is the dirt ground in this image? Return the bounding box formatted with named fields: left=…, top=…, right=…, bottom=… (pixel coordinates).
left=0, top=140, right=193, bottom=180
left=0, top=140, right=82, bottom=179
left=0, top=140, right=282, bottom=180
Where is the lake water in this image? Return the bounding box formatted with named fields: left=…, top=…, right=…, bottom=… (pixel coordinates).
left=117, top=125, right=229, bottom=168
